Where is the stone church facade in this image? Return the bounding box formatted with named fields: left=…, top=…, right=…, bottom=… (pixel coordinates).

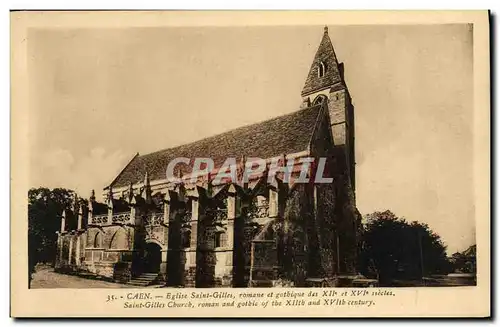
left=55, top=27, right=361, bottom=287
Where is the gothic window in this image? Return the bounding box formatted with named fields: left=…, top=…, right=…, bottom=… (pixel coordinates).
left=93, top=232, right=102, bottom=248
left=206, top=195, right=228, bottom=223
left=318, top=61, right=327, bottom=77
left=247, top=194, right=269, bottom=220
left=313, top=95, right=327, bottom=106
left=181, top=229, right=191, bottom=248
left=214, top=230, right=227, bottom=248
left=269, top=189, right=278, bottom=217
left=109, top=229, right=128, bottom=250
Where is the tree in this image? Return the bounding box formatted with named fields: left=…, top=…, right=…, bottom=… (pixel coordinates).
left=450, top=245, right=476, bottom=273
left=358, top=210, right=450, bottom=285
left=28, top=187, right=76, bottom=287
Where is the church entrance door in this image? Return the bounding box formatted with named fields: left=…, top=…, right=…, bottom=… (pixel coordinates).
left=143, top=242, right=162, bottom=273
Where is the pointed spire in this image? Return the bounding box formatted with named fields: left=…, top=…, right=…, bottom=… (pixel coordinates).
left=73, top=192, right=79, bottom=212
left=89, top=189, right=96, bottom=202
left=106, top=186, right=114, bottom=205
left=240, top=155, right=248, bottom=189
left=128, top=182, right=134, bottom=202
left=144, top=171, right=152, bottom=204
left=301, top=26, right=343, bottom=97
left=207, top=169, right=213, bottom=197
left=60, top=209, right=66, bottom=232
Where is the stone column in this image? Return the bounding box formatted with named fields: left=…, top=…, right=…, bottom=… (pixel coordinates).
left=129, top=203, right=136, bottom=225
left=160, top=249, right=168, bottom=282
left=107, top=205, right=113, bottom=225
left=89, top=189, right=96, bottom=222
left=77, top=206, right=83, bottom=230
left=222, top=186, right=237, bottom=287
left=126, top=201, right=136, bottom=267
left=163, top=193, right=171, bottom=225
left=184, top=195, right=200, bottom=287
left=68, top=235, right=73, bottom=265
left=159, top=195, right=171, bottom=283
left=58, top=210, right=66, bottom=267
left=60, top=210, right=66, bottom=233
left=56, top=234, right=63, bottom=268
left=75, top=234, right=81, bottom=266
left=269, top=187, right=281, bottom=282
left=106, top=188, right=114, bottom=225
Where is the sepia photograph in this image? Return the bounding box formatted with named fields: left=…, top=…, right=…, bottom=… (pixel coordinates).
left=11, top=11, right=490, bottom=317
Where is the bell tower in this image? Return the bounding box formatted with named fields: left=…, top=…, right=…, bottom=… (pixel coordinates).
left=301, top=26, right=356, bottom=195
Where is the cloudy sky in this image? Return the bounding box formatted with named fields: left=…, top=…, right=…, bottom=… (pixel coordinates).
left=28, top=25, right=474, bottom=253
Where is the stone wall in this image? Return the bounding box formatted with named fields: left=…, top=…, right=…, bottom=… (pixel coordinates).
left=249, top=240, right=278, bottom=287
left=75, top=224, right=136, bottom=281
left=310, top=97, right=358, bottom=277
left=54, top=162, right=358, bottom=287
left=280, top=183, right=314, bottom=286
left=218, top=250, right=234, bottom=286
left=56, top=233, right=84, bottom=271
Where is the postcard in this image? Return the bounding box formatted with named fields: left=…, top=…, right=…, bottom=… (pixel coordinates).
left=11, top=10, right=490, bottom=318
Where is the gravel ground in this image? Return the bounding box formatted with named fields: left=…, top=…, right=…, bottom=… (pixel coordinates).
left=30, top=267, right=134, bottom=289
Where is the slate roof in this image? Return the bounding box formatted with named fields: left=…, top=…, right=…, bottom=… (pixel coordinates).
left=110, top=104, right=323, bottom=188
left=301, top=27, right=343, bottom=97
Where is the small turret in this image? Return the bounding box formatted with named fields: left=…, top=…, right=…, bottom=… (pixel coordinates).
left=73, top=192, right=79, bottom=212
left=127, top=182, right=134, bottom=203
left=300, top=26, right=356, bottom=195
left=106, top=186, right=114, bottom=207
left=144, top=171, right=152, bottom=204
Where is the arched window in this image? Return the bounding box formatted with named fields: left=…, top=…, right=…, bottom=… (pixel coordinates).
left=109, top=229, right=128, bottom=249
left=93, top=232, right=102, bottom=248
left=214, top=230, right=227, bottom=248
left=318, top=61, right=327, bottom=77
left=313, top=95, right=327, bottom=106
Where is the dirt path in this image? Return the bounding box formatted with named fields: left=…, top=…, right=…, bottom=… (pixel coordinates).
left=30, top=267, right=134, bottom=289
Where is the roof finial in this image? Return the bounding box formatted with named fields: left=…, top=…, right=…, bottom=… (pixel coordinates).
left=107, top=186, right=113, bottom=203
left=73, top=192, right=79, bottom=211
left=324, top=25, right=328, bottom=34
left=144, top=171, right=152, bottom=204
left=127, top=182, right=134, bottom=203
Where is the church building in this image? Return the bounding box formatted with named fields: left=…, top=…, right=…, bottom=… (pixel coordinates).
left=55, top=27, right=361, bottom=287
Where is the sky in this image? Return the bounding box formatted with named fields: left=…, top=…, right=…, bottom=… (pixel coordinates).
left=27, top=25, right=474, bottom=253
